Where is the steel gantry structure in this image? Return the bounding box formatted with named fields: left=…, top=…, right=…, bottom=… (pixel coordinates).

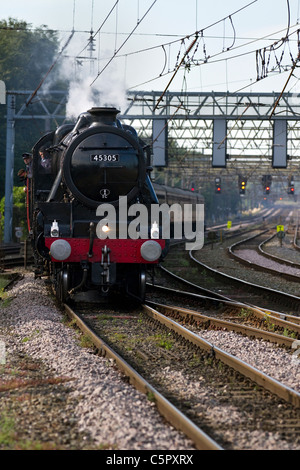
left=122, top=89, right=300, bottom=197
left=123, top=89, right=300, bottom=168
left=3, top=88, right=300, bottom=241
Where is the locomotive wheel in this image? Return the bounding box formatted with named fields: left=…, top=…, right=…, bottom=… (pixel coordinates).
left=125, top=265, right=146, bottom=302
left=139, top=269, right=146, bottom=303
left=56, top=267, right=70, bottom=303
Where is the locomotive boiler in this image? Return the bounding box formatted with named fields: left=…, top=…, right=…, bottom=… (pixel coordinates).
left=27, top=107, right=203, bottom=303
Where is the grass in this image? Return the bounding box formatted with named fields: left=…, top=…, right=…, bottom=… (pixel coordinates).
left=147, top=332, right=174, bottom=351
left=0, top=415, right=15, bottom=447
left=0, top=280, right=8, bottom=291
left=79, top=334, right=94, bottom=349
left=62, top=316, right=96, bottom=350
left=0, top=275, right=16, bottom=305
left=0, top=414, right=59, bottom=450
left=0, top=288, right=12, bottom=307
left=157, top=339, right=173, bottom=350
left=147, top=391, right=156, bottom=402
left=283, top=328, right=297, bottom=339
left=239, top=307, right=253, bottom=318
left=21, top=329, right=40, bottom=343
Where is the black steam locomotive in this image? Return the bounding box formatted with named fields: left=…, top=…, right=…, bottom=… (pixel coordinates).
left=27, top=107, right=203, bottom=302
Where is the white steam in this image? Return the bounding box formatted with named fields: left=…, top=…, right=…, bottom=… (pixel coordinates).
left=66, top=68, right=128, bottom=119
left=48, top=39, right=128, bottom=120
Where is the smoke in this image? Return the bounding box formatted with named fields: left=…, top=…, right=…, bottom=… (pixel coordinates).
left=66, top=75, right=99, bottom=119
left=35, top=25, right=130, bottom=121
left=66, top=70, right=127, bottom=119
left=60, top=50, right=128, bottom=120
left=40, top=34, right=128, bottom=121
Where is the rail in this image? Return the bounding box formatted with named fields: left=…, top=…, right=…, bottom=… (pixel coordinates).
left=63, top=303, right=223, bottom=450
left=143, top=304, right=300, bottom=408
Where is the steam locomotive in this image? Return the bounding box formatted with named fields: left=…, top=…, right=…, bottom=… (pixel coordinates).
left=27, top=107, right=203, bottom=302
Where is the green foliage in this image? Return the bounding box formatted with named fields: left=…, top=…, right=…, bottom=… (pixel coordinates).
left=0, top=18, right=62, bottom=198
left=0, top=18, right=59, bottom=89
left=0, top=415, right=15, bottom=447
left=0, top=186, right=27, bottom=240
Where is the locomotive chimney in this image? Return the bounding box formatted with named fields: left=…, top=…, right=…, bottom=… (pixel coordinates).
left=87, top=107, right=120, bottom=125
left=72, top=107, right=121, bottom=132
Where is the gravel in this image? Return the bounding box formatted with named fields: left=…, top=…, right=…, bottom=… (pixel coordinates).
left=193, top=232, right=300, bottom=298
left=194, top=329, right=300, bottom=393
left=234, top=248, right=300, bottom=276
left=263, top=232, right=300, bottom=264
left=0, top=271, right=194, bottom=450
left=234, top=229, right=300, bottom=277
left=187, top=232, right=300, bottom=393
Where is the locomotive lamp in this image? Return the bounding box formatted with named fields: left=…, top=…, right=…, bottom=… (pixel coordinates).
left=102, top=223, right=110, bottom=233
left=150, top=221, right=159, bottom=239
left=50, top=220, right=59, bottom=237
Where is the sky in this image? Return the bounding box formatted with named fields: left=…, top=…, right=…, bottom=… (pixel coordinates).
left=1, top=0, right=300, bottom=115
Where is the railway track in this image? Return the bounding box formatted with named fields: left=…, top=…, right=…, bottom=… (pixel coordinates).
left=0, top=241, right=33, bottom=270
left=260, top=233, right=300, bottom=269
left=1, top=208, right=299, bottom=450
left=0, top=272, right=22, bottom=291
left=228, top=228, right=300, bottom=283
left=145, top=287, right=300, bottom=343
left=153, top=218, right=300, bottom=343
left=63, top=299, right=300, bottom=450
left=190, top=249, right=300, bottom=314
left=162, top=221, right=300, bottom=315
left=63, top=303, right=222, bottom=450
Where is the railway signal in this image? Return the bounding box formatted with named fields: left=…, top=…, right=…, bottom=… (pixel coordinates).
left=288, top=176, right=295, bottom=195
left=239, top=176, right=247, bottom=195
left=215, top=177, right=221, bottom=193
left=262, top=175, right=272, bottom=195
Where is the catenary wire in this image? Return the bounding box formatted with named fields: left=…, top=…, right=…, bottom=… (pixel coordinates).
left=90, top=0, right=158, bottom=86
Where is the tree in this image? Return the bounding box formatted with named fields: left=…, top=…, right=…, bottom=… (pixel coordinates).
left=0, top=186, right=27, bottom=241
left=0, top=18, right=61, bottom=198
left=0, top=18, right=59, bottom=89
